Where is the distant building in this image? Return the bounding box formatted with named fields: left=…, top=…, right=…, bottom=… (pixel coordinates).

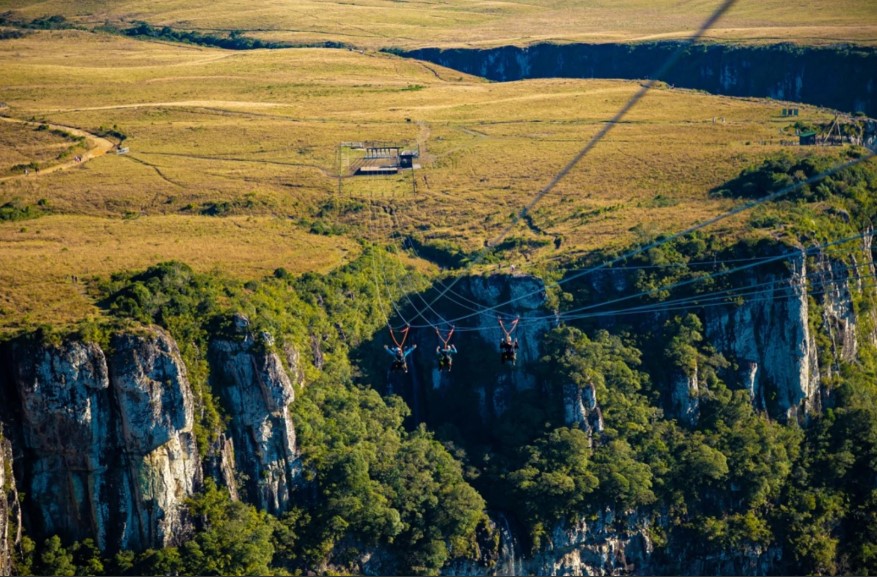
left=399, top=151, right=417, bottom=169
left=345, top=141, right=419, bottom=176
left=355, top=165, right=398, bottom=176
left=799, top=131, right=817, bottom=146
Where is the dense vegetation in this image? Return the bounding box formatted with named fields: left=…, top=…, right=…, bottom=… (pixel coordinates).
left=12, top=246, right=486, bottom=575
left=6, top=151, right=877, bottom=575
left=376, top=149, right=877, bottom=573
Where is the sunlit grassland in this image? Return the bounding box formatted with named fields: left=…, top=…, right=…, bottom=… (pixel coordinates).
left=0, top=121, right=77, bottom=174
left=0, top=214, right=358, bottom=330
left=0, top=30, right=845, bottom=329
left=4, top=0, right=877, bottom=48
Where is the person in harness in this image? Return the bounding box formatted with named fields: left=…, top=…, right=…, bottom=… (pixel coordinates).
left=436, top=343, right=457, bottom=371
left=385, top=325, right=416, bottom=373
left=498, top=317, right=520, bottom=366
left=435, top=326, right=457, bottom=372
left=385, top=343, right=417, bottom=373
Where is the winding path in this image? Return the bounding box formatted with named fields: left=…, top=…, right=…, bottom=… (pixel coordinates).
left=0, top=116, right=116, bottom=182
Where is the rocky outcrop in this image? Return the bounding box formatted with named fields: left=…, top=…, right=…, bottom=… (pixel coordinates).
left=1, top=327, right=200, bottom=552
left=209, top=314, right=301, bottom=514
left=404, top=43, right=877, bottom=116
left=0, top=435, right=19, bottom=577
left=107, top=329, right=201, bottom=551
left=8, top=338, right=114, bottom=549
left=703, top=237, right=875, bottom=422
left=528, top=511, right=653, bottom=576
left=442, top=510, right=652, bottom=576
left=669, top=368, right=700, bottom=427
left=563, top=383, right=604, bottom=440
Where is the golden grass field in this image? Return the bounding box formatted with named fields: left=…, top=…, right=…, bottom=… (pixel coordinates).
left=3, top=0, right=877, bottom=48
left=0, top=215, right=358, bottom=328
left=0, top=27, right=851, bottom=330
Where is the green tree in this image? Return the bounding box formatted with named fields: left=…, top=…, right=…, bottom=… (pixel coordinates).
left=37, top=535, right=76, bottom=577
left=507, top=427, right=598, bottom=546
left=386, top=427, right=486, bottom=574
left=185, top=479, right=277, bottom=576
left=592, top=439, right=656, bottom=512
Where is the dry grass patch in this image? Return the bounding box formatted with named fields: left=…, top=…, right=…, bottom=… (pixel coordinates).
left=0, top=119, right=85, bottom=175
left=0, top=31, right=849, bottom=328
left=3, top=0, right=876, bottom=47
left=0, top=214, right=358, bottom=329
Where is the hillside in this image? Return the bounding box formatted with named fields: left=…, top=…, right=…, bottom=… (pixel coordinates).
left=2, top=0, right=877, bottom=48
left=2, top=4, right=877, bottom=576
left=0, top=28, right=842, bottom=330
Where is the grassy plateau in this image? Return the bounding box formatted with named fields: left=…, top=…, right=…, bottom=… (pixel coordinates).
left=2, top=0, right=876, bottom=48
left=0, top=2, right=870, bottom=330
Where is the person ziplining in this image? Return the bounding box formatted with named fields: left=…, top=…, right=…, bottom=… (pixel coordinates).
left=385, top=325, right=417, bottom=373
left=434, top=326, right=457, bottom=372
left=498, top=316, right=520, bottom=366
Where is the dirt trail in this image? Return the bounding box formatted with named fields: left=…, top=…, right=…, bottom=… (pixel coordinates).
left=42, top=100, right=284, bottom=114
left=0, top=116, right=115, bottom=182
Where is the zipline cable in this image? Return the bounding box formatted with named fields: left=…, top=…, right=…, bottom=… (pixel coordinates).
left=413, top=0, right=740, bottom=320
left=405, top=153, right=875, bottom=328
left=407, top=230, right=872, bottom=332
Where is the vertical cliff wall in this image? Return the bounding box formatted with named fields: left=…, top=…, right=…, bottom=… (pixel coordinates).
left=394, top=274, right=553, bottom=433
left=703, top=236, right=875, bottom=423
left=0, top=327, right=200, bottom=552
left=0, top=315, right=304, bottom=559
left=0, top=435, right=19, bottom=577
left=208, top=314, right=302, bottom=515
left=403, top=43, right=877, bottom=116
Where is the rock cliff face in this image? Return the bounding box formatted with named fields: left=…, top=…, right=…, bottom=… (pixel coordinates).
left=703, top=252, right=815, bottom=422
left=208, top=315, right=302, bottom=514
left=703, top=238, right=876, bottom=423
left=527, top=511, right=653, bottom=576
left=107, top=330, right=201, bottom=551
left=0, top=316, right=305, bottom=560
left=403, top=43, right=877, bottom=116
left=669, top=369, right=700, bottom=426
left=563, top=383, right=604, bottom=440
left=422, top=241, right=875, bottom=574
left=443, top=510, right=652, bottom=576
left=579, top=237, right=875, bottom=425
left=1, top=435, right=19, bottom=577
left=0, top=327, right=200, bottom=552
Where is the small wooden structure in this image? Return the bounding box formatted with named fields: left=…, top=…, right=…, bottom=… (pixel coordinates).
left=356, top=165, right=398, bottom=176
left=399, top=151, right=417, bottom=169
left=341, top=141, right=420, bottom=176
left=799, top=131, right=817, bottom=146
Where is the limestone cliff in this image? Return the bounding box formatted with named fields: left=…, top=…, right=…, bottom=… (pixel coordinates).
left=703, top=236, right=875, bottom=422
left=0, top=435, right=19, bottom=577
left=404, top=43, right=877, bottom=116
left=0, top=327, right=200, bottom=552
left=208, top=314, right=302, bottom=514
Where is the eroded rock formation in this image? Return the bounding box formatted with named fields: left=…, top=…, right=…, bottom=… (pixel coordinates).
left=1, top=327, right=200, bottom=552
left=208, top=314, right=302, bottom=514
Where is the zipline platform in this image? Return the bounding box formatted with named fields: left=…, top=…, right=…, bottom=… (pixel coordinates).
left=339, top=141, right=420, bottom=176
